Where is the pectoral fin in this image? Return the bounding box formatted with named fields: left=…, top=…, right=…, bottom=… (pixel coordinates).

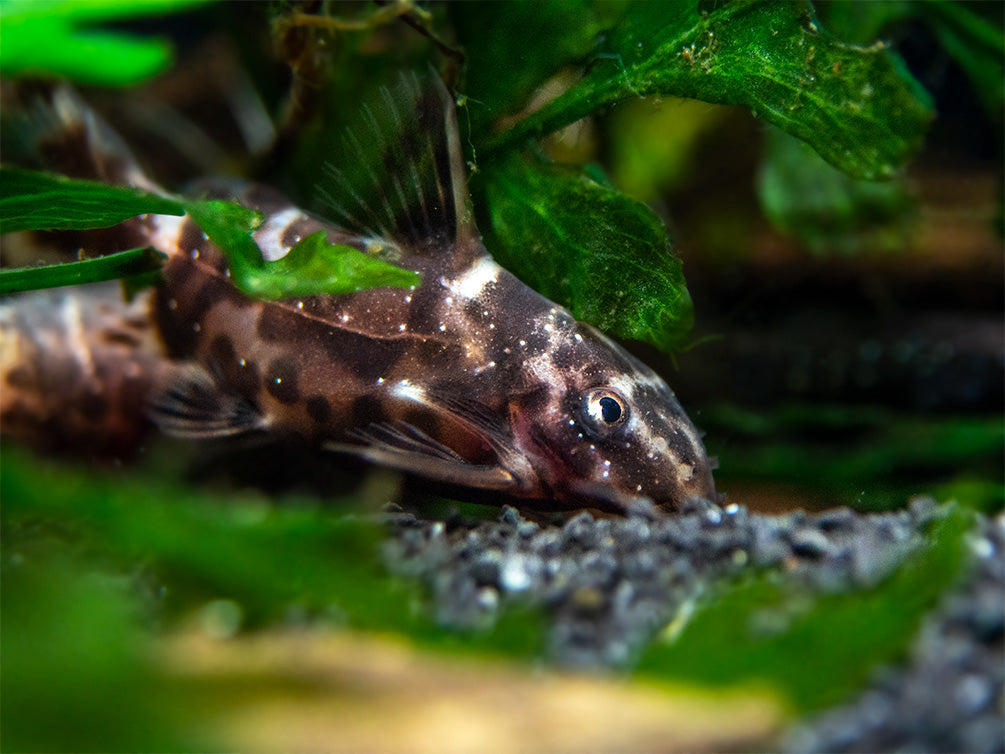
left=324, top=420, right=516, bottom=491
left=150, top=364, right=265, bottom=438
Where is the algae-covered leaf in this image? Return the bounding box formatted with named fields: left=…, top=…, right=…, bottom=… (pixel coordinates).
left=238, top=230, right=421, bottom=300
left=489, top=0, right=933, bottom=180
left=638, top=504, right=972, bottom=712
left=449, top=0, right=616, bottom=131
left=482, top=155, right=693, bottom=352
left=0, top=167, right=184, bottom=233
left=0, top=0, right=208, bottom=86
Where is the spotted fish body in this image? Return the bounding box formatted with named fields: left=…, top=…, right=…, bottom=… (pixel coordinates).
left=7, top=77, right=716, bottom=513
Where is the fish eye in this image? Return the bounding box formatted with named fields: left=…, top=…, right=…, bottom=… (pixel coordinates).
left=580, top=388, right=629, bottom=433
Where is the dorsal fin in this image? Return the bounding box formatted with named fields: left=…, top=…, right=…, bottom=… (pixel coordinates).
left=2, top=82, right=161, bottom=192
left=316, top=71, right=474, bottom=253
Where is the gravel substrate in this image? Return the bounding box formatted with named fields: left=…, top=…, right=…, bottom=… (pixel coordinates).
left=382, top=498, right=1004, bottom=752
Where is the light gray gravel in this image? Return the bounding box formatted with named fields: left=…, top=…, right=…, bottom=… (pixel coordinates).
left=382, top=498, right=1004, bottom=752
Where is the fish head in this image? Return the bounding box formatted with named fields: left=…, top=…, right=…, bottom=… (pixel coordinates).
left=508, top=322, right=716, bottom=513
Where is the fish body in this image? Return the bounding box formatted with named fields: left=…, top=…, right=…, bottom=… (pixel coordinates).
left=5, top=77, right=716, bottom=513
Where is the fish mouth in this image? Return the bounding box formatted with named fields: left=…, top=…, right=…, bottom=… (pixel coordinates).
left=564, top=479, right=663, bottom=517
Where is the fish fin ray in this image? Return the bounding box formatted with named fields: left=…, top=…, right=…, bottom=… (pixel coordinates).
left=315, top=70, right=472, bottom=252
left=325, top=421, right=515, bottom=490
left=149, top=364, right=264, bottom=438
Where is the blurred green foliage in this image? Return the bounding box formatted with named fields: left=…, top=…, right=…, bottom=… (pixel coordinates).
left=640, top=502, right=973, bottom=712
left=0, top=0, right=208, bottom=86
left=706, top=403, right=1005, bottom=513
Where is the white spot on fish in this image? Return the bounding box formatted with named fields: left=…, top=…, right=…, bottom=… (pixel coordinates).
left=377, top=377, right=385, bottom=384
left=193, top=323, right=201, bottom=333
left=296, top=301, right=304, bottom=309
left=254, top=207, right=302, bottom=261
left=574, top=333, right=583, bottom=342
left=398, top=324, right=407, bottom=332
left=168, top=299, right=178, bottom=311
left=404, top=295, right=412, bottom=303
left=519, top=340, right=527, bottom=347
left=239, top=359, right=247, bottom=367
left=440, top=257, right=502, bottom=300
left=340, top=314, right=349, bottom=323
left=392, top=380, right=426, bottom=403
left=191, top=248, right=200, bottom=260
left=438, top=324, right=446, bottom=332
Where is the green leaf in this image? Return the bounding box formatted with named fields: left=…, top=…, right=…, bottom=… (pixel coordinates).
left=638, top=504, right=972, bottom=712
left=757, top=126, right=915, bottom=255
left=0, top=0, right=209, bottom=86
left=487, top=0, right=933, bottom=180
left=450, top=0, right=618, bottom=131
left=0, top=167, right=184, bottom=233
left=182, top=202, right=421, bottom=300
left=0, top=246, right=165, bottom=294
left=180, top=198, right=265, bottom=271
left=481, top=155, right=693, bottom=352
left=236, top=230, right=421, bottom=299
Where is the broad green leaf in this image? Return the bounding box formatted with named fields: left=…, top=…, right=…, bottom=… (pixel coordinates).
left=0, top=246, right=165, bottom=294
left=757, top=126, right=915, bottom=255
left=450, top=0, right=618, bottom=132
left=488, top=0, right=933, bottom=180
left=638, top=503, right=972, bottom=712
left=0, top=0, right=208, bottom=86
left=234, top=230, right=421, bottom=299
left=0, top=167, right=184, bottom=233
left=482, top=155, right=693, bottom=352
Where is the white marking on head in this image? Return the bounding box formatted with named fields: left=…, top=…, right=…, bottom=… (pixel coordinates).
left=440, top=257, right=502, bottom=300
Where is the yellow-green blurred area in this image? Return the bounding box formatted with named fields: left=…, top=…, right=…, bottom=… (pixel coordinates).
left=1, top=0, right=1002, bottom=751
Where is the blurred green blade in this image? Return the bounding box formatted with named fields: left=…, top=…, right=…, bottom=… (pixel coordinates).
left=482, top=155, right=693, bottom=352
left=0, top=167, right=185, bottom=233
left=639, top=504, right=972, bottom=712
left=0, top=0, right=209, bottom=86
left=490, top=0, right=933, bottom=180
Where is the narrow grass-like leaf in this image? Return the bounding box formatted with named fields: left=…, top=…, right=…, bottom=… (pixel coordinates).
left=0, top=167, right=184, bottom=233
left=487, top=0, right=933, bottom=180
left=481, top=155, right=692, bottom=352
left=0, top=0, right=209, bottom=86
left=0, top=246, right=165, bottom=294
